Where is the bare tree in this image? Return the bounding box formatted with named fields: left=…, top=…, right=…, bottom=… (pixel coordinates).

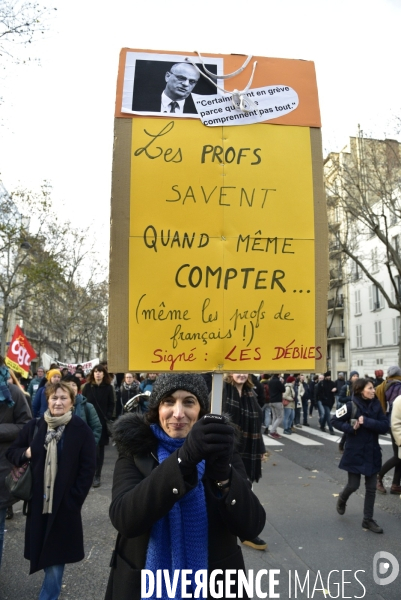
left=19, top=228, right=109, bottom=362
left=0, top=0, right=56, bottom=63
left=325, top=131, right=401, bottom=361
left=0, top=181, right=65, bottom=354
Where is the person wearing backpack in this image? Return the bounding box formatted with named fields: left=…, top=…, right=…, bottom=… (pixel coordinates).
left=391, top=394, right=401, bottom=466
left=331, top=378, right=389, bottom=533
left=282, top=376, right=296, bottom=434
left=62, top=375, right=102, bottom=445
left=375, top=366, right=401, bottom=494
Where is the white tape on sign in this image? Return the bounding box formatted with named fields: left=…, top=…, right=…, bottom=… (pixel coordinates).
left=192, top=84, right=299, bottom=127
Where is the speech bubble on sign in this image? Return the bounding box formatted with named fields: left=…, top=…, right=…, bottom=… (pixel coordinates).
left=192, top=84, right=299, bottom=127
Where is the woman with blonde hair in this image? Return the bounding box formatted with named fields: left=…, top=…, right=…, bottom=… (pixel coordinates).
left=8, top=368, right=32, bottom=410
left=6, top=381, right=96, bottom=598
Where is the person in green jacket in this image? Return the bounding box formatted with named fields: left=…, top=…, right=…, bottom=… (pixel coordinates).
left=27, top=366, right=45, bottom=405
left=62, top=375, right=102, bottom=445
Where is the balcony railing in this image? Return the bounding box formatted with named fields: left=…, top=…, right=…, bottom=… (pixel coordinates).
left=329, top=242, right=341, bottom=253
left=330, top=269, right=343, bottom=281
left=327, top=327, right=345, bottom=339
left=328, top=296, right=344, bottom=310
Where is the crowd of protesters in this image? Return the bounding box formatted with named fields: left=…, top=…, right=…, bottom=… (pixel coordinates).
left=1, top=359, right=401, bottom=599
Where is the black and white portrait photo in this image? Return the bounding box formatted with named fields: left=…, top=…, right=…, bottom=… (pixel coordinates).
left=121, top=52, right=224, bottom=118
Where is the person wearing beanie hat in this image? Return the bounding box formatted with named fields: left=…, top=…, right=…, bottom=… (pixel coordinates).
left=46, top=369, right=62, bottom=382
left=147, top=373, right=209, bottom=417
left=32, top=369, right=62, bottom=418
left=376, top=366, right=401, bottom=495
left=376, top=367, right=401, bottom=414
left=139, top=373, right=158, bottom=394
left=373, top=370, right=384, bottom=388
left=108, top=373, right=266, bottom=600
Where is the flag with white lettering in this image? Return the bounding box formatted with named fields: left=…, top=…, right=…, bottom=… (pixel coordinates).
left=5, top=325, right=37, bottom=378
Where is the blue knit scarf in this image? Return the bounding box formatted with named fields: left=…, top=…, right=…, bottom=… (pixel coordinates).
left=143, top=425, right=208, bottom=600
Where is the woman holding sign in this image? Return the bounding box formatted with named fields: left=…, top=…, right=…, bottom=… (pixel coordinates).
left=106, top=373, right=265, bottom=600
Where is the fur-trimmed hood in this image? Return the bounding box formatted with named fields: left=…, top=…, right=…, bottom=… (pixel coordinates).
left=112, top=412, right=241, bottom=459
left=112, top=413, right=156, bottom=459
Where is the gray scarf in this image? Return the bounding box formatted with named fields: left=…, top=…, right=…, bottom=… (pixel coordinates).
left=43, top=409, right=72, bottom=514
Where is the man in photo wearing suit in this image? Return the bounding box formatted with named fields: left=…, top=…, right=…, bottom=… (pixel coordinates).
left=160, top=62, right=200, bottom=114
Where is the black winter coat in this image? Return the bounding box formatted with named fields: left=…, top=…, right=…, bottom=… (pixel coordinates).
left=105, top=413, right=266, bottom=600
left=331, top=397, right=389, bottom=476
left=6, top=415, right=96, bottom=573
left=82, top=383, right=115, bottom=445
left=0, top=384, right=32, bottom=509
left=338, top=380, right=353, bottom=402
left=316, top=379, right=336, bottom=408
left=268, top=376, right=285, bottom=403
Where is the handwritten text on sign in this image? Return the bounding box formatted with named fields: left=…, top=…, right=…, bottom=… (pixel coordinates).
left=129, top=118, right=318, bottom=371
left=192, top=85, right=299, bottom=127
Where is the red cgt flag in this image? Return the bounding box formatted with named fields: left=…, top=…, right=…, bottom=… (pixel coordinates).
left=5, top=325, right=37, bottom=378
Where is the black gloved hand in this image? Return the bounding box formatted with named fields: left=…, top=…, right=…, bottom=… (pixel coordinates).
left=178, top=414, right=234, bottom=474
left=203, top=415, right=234, bottom=481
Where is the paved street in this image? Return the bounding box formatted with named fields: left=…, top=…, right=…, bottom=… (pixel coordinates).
left=1, top=416, right=401, bottom=599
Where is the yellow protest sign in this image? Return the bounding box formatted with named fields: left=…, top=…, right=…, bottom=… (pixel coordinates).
left=109, top=50, right=328, bottom=373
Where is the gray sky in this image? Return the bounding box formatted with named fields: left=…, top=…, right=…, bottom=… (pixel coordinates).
left=1, top=0, right=400, bottom=259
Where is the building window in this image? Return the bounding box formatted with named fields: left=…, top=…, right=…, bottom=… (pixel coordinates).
left=351, top=260, right=361, bottom=281
left=391, top=275, right=401, bottom=304
left=393, top=316, right=401, bottom=344
left=376, top=358, right=384, bottom=365
left=356, top=325, right=362, bottom=348
left=357, top=359, right=364, bottom=366
left=354, top=289, right=361, bottom=315
left=371, top=248, right=379, bottom=272
left=334, top=206, right=341, bottom=222
left=339, top=343, right=345, bottom=360
left=374, top=321, right=383, bottom=346
left=369, top=284, right=384, bottom=311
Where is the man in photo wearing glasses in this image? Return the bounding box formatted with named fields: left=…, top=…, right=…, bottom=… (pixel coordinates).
left=159, top=62, right=200, bottom=114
